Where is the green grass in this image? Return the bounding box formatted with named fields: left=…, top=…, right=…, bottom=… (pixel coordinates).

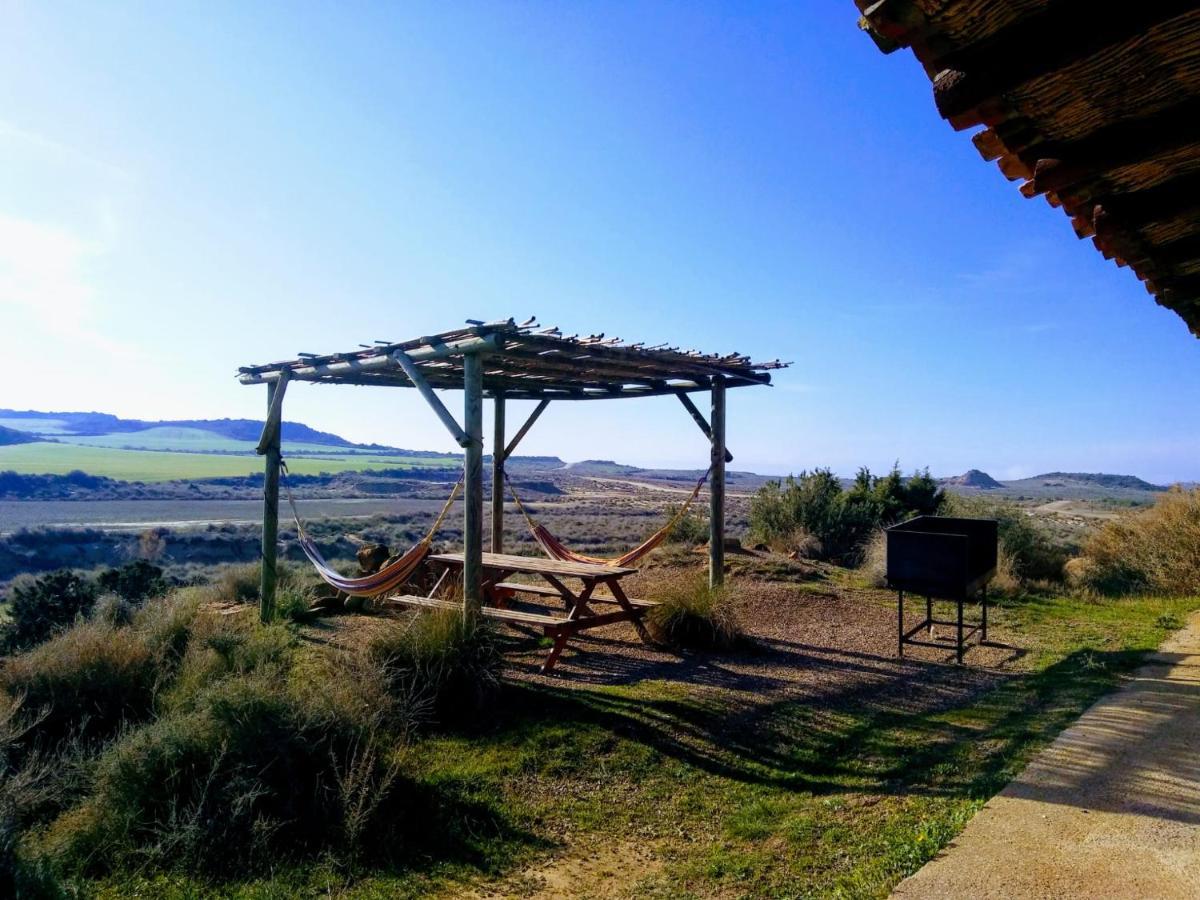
left=83, top=588, right=1197, bottom=898
left=51, top=426, right=399, bottom=455
left=0, top=442, right=442, bottom=481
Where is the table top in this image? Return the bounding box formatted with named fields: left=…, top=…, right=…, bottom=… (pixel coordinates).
left=429, top=551, right=635, bottom=579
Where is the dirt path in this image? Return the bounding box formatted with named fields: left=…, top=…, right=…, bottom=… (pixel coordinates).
left=892, top=611, right=1200, bottom=899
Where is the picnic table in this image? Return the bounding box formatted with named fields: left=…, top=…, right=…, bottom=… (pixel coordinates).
left=389, top=551, right=656, bottom=673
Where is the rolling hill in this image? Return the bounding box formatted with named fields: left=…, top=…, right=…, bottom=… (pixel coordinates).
left=0, top=409, right=429, bottom=453
left=940, top=469, right=1004, bottom=490
left=0, top=424, right=40, bottom=446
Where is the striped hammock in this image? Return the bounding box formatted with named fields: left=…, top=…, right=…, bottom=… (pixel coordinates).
left=284, top=463, right=462, bottom=597
left=506, top=467, right=711, bottom=567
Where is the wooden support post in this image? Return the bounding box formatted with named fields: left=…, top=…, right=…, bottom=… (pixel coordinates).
left=259, top=377, right=286, bottom=624
left=709, top=376, right=726, bottom=588
left=462, top=352, right=484, bottom=619
left=491, top=392, right=505, bottom=553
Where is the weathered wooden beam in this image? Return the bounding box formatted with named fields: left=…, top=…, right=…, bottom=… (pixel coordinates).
left=393, top=351, right=470, bottom=448
left=1030, top=104, right=1200, bottom=196
left=462, top=353, right=484, bottom=619
left=676, top=392, right=733, bottom=463
left=238, top=334, right=500, bottom=385
left=709, top=376, right=726, bottom=588
left=491, top=393, right=505, bottom=553
left=260, top=380, right=284, bottom=623
left=931, top=1, right=1197, bottom=128
left=1087, top=173, right=1200, bottom=230
left=502, top=398, right=551, bottom=461
left=255, top=368, right=290, bottom=455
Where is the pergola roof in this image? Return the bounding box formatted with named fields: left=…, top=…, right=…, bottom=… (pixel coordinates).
left=237, top=318, right=786, bottom=400
left=856, top=1, right=1200, bottom=337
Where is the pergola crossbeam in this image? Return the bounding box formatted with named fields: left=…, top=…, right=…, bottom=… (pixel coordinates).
left=393, top=351, right=471, bottom=447
left=676, top=392, right=733, bottom=464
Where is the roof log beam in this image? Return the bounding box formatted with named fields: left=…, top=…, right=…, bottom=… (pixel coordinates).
left=927, top=1, right=1198, bottom=130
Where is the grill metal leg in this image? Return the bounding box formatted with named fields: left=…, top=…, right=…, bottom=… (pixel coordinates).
left=897, top=591, right=904, bottom=657
left=956, top=597, right=965, bottom=664
left=926, top=594, right=933, bottom=638
left=981, top=586, right=988, bottom=642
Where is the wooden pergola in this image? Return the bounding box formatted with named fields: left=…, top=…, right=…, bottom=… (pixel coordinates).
left=238, top=318, right=785, bottom=622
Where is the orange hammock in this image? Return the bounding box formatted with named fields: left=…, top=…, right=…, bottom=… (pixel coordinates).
left=283, top=462, right=462, bottom=596
left=506, top=467, right=711, bottom=567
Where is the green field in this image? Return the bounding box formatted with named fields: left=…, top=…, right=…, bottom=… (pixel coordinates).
left=51, top=426, right=396, bottom=455
left=0, top=443, right=447, bottom=482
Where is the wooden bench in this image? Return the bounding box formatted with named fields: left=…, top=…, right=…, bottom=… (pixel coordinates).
left=494, top=581, right=659, bottom=609
left=389, top=594, right=567, bottom=629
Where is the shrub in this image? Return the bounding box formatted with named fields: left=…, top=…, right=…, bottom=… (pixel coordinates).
left=1, top=571, right=98, bottom=653
left=0, top=695, right=65, bottom=898
left=946, top=495, right=1069, bottom=584
left=749, top=465, right=944, bottom=563
left=1072, top=487, right=1200, bottom=596
left=212, top=563, right=262, bottom=605
left=368, top=610, right=501, bottom=727
left=0, top=622, right=157, bottom=742
left=858, top=530, right=887, bottom=587
left=96, top=561, right=168, bottom=603
left=91, top=594, right=136, bottom=627
left=44, top=672, right=408, bottom=875
left=645, top=572, right=743, bottom=651
left=133, top=589, right=204, bottom=673
left=665, top=503, right=708, bottom=546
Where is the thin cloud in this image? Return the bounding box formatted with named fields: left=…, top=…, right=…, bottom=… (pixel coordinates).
left=0, top=118, right=134, bottom=183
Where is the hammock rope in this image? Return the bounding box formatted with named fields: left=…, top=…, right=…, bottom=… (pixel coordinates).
left=282, top=459, right=463, bottom=597
left=505, top=466, right=712, bottom=567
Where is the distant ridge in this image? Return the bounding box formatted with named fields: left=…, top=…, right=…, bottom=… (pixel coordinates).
left=1028, top=472, right=1166, bottom=492
left=0, top=424, right=41, bottom=446
left=940, top=469, right=1003, bottom=490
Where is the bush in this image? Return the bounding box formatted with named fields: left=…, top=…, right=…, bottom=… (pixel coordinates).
left=368, top=610, right=501, bottom=727
left=749, top=465, right=945, bottom=563
left=0, top=695, right=66, bottom=898
left=96, top=561, right=168, bottom=603
left=1, top=571, right=98, bottom=653
left=1072, top=487, right=1200, bottom=596
left=946, top=495, right=1069, bottom=584
left=212, top=563, right=262, bottom=605
left=133, top=589, right=205, bottom=672
left=44, top=672, right=407, bottom=875
left=0, top=622, right=157, bottom=742
left=665, top=503, right=708, bottom=546
left=645, top=572, right=743, bottom=651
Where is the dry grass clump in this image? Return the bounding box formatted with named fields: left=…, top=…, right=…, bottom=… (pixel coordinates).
left=1072, top=487, right=1200, bottom=596
left=368, top=610, right=501, bottom=728
left=42, top=670, right=407, bottom=876
left=859, top=530, right=887, bottom=587
left=644, top=572, right=744, bottom=651
left=0, top=621, right=157, bottom=742
left=13, top=590, right=416, bottom=879
left=208, top=561, right=320, bottom=621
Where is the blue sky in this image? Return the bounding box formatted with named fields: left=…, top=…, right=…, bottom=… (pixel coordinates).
left=2, top=2, right=1197, bottom=482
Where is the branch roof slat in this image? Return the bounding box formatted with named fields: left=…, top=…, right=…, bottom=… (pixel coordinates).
left=238, top=318, right=786, bottom=398
left=857, top=1, right=1200, bottom=337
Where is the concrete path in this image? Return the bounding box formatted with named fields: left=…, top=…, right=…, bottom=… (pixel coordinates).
left=893, top=612, right=1200, bottom=899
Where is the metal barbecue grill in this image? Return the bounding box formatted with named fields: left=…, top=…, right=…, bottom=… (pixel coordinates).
left=886, top=516, right=998, bottom=663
